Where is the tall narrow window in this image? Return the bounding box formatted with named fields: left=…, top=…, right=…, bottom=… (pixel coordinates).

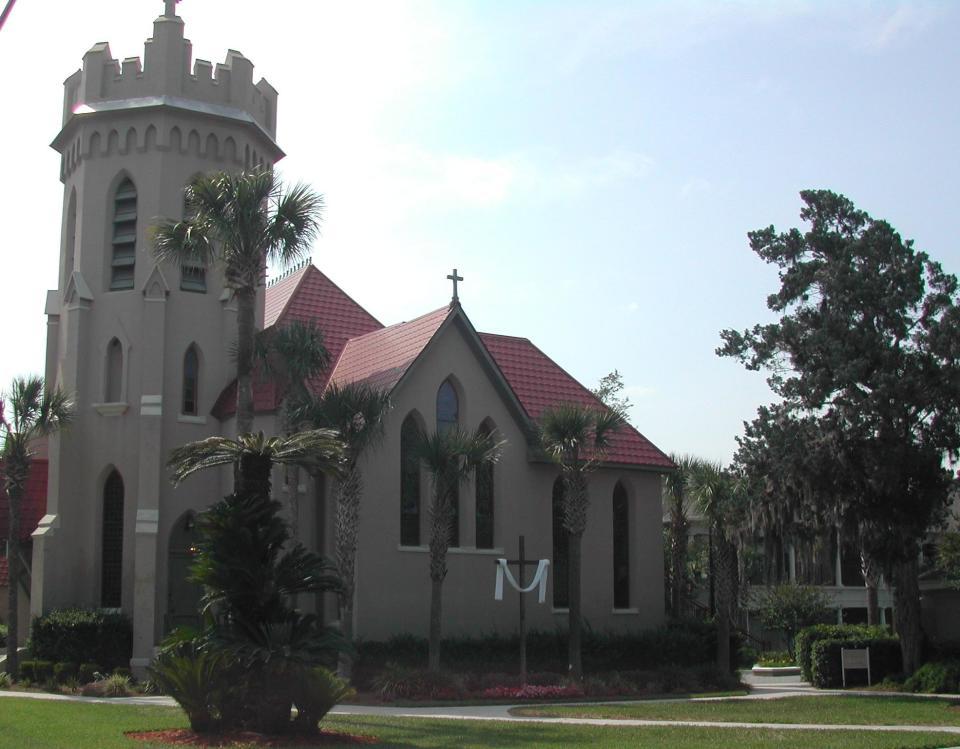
left=101, top=470, right=124, bottom=608
left=110, top=178, right=137, bottom=290
left=63, top=189, right=77, bottom=290
left=182, top=345, right=199, bottom=415
left=475, top=422, right=495, bottom=549
left=400, top=414, right=421, bottom=546
left=613, top=481, right=630, bottom=609
left=436, top=379, right=460, bottom=545
left=179, top=188, right=207, bottom=292
left=105, top=338, right=123, bottom=402
left=552, top=477, right=569, bottom=608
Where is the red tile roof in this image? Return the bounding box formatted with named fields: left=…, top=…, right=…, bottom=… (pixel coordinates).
left=479, top=333, right=673, bottom=469
left=213, top=265, right=384, bottom=418
left=0, top=457, right=49, bottom=544
left=327, top=307, right=452, bottom=391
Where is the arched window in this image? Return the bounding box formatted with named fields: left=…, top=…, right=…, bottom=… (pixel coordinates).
left=613, top=481, right=630, bottom=609
left=63, top=189, right=77, bottom=290
left=101, top=470, right=124, bottom=608
left=182, top=345, right=199, bottom=415
left=179, top=184, right=206, bottom=292
left=400, top=414, right=421, bottom=546
left=552, top=476, right=569, bottom=608
left=436, top=379, right=459, bottom=433
left=110, top=178, right=137, bottom=290
left=475, top=421, right=495, bottom=549
left=105, top=338, right=123, bottom=402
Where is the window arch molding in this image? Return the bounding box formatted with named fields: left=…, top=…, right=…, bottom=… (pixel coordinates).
left=399, top=409, right=426, bottom=547
left=435, top=374, right=465, bottom=433
left=98, top=331, right=131, bottom=411
left=106, top=171, right=138, bottom=291
left=100, top=467, right=125, bottom=609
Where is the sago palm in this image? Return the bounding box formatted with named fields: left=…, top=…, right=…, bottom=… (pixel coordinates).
left=0, top=376, right=72, bottom=677
left=537, top=402, right=624, bottom=681
left=153, top=169, right=323, bottom=435
left=290, top=382, right=392, bottom=678
left=414, top=427, right=503, bottom=671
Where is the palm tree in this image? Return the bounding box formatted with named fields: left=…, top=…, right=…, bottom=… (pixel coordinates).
left=414, top=427, right=503, bottom=672
left=168, top=430, right=344, bottom=501
left=689, top=461, right=740, bottom=671
left=538, top=403, right=624, bottom=681
left=154, top=170, right=323, bottom=436
left=664, top=454, right=702, bottom=620
left=290, top=382, right=392, bottom=679
left=0, top=376, right=72, bottom=677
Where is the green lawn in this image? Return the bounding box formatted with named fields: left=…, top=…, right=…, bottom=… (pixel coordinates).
left=0, top=698, right=957, bottom=749
left=512, top=695, right=960, bottom=727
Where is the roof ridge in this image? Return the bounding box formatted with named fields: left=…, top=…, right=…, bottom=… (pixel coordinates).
left=479, top=331, right=532, bottom=343
left=303, top=266, right=385, bottom=329
left=349, top=305, right=450, bottom=340
left=266, top=261, right=313, bottom=327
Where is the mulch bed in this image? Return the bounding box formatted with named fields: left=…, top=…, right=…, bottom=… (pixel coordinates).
left=126, top=729, right=378, bottom=746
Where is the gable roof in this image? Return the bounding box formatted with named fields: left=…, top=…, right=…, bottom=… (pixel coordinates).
left=326, top=306, right=452, bottom=391
left=479, top=333, right=673, bottom=469
left=212, top=264, right=384, bottom=418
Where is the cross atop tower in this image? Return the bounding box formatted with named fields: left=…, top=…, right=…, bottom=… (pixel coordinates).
left=164, top=0, right=179, bottom=18
left=447, top=268, right=463, bottom=304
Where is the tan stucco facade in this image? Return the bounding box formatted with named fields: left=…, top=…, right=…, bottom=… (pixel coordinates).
left=34, top=7, right=667, bottom=673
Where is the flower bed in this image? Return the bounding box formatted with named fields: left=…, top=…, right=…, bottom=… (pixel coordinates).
left=477, top=684, right=583, bottom=700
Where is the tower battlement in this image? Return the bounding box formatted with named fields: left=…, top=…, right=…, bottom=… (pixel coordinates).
left=61, top=11, right=277, bottom=139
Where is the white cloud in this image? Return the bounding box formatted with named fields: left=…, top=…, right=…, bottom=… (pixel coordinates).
left=680, top=177, right=712, bottom=198
left=863, top=4, right=940, bottom=50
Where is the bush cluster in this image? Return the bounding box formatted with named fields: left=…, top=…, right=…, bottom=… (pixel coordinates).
left=355, top=619, right=740, bottom=689
left=17, top=659, right=124, bottom=688
left=30, top=609, right=132, bottom=672
left=904, top=660, right=960, bottom=694
left=794, top=624, right=889, bottom=682
left=809, top=637, right=901, bottom=688
left=0, top=622, right=7, bottom=647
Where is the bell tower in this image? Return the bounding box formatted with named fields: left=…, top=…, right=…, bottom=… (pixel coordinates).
left=34, top=2, right=283, bottom=671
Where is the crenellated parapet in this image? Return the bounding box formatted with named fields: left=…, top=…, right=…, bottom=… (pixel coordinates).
left=60, top=11, right=277, bottom=140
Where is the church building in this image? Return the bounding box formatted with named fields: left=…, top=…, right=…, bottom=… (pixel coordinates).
left=23, top=4, right=673, bottom=672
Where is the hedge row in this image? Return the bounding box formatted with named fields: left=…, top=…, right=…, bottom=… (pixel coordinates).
left=30, top=609, right=132, bottom=672
left=18, top=660, right=102, bottom=684
left=794, top=624, right=890, bottom=682
left=810, top=637, right=901, bottom=688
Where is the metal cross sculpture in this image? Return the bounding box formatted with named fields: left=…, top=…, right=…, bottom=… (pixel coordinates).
left=447, top=268, right=463, bottom=303
left=494, top=535, right=549, bottom=682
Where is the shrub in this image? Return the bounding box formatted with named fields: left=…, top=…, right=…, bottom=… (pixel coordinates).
left=292, top=667, right=355, bottom=732
left=0, top=623, right=7, bottom=647
left=756, top=650, right=795, bottom=667
left=19, top=660, right=53, bottom=683
left=809, top=637, right=901, bottom=688
left=78, top=663, right=101, bottom=684
left=754, top=584, right=831, bottom=652
left=0, top=672, right=10, bottom=689
left=31, top=609, right=132, bottom=672
left=148, top=646, right=228, bottom=733
left=904, top=660, right=960, bottom=694
left=371, top=664, right=466, bottom=701
left=795, top=624, right=889, bottom=682
left=100, top=673, right=133, bottom=697
left=53, top=662, right=79, bottom=684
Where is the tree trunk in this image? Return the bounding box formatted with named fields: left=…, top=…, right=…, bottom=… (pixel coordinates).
left=568, top=530, right=584, bottom=681
left=428, top=577, right=443, bottom=672
left=669, top=502, right=689, bottom=619
left=861, top=552, right=880, bottom=626
left=335, top=468, right=361, bottom=681
left=892, top=557, right=923, bottom=675
left=6, top=484, right=20, bottom=677
left=235, top=287, right=256, bottom=437
left=713, top=530, right=733, bottom=672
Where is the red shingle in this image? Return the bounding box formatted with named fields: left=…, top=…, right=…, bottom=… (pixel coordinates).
left=479, top=333, right=673, bottom=469
left=0, top=457, right=49, bottom=543
left=327, top=307, right=451, bottom=391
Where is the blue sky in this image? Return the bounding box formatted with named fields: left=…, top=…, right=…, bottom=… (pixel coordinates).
left=1, top=1, right=958, bottom=463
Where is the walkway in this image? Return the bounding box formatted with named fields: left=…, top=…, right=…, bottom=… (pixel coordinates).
left=2, top=672, right=960, bottom=740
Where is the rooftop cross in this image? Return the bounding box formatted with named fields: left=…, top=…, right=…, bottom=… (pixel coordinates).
left=447, top=268, right=463, bottom=304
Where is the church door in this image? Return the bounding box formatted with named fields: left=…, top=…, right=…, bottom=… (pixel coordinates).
left=166, top=513, right=202, bottom=632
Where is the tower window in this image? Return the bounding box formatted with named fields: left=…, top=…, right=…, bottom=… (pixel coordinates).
left=105, top=338, right=123, bottom=403
left=101, top=469, right=124, bottom=608
left=182, top=345, right=199, bottom=415
left=179, top=187, right=206, bottom=292
left=110, top=178, right=137, bottom=290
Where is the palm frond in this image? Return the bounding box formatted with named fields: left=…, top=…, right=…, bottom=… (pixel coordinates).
left=292, top=382, right=392, bottom=462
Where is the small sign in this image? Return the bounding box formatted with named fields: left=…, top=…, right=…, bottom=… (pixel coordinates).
left=841, top=647, right=871, bottom=687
